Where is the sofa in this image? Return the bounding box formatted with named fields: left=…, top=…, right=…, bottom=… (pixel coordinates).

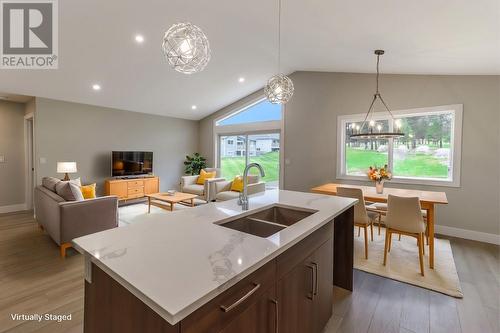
left=214, top=175, right=266, bottom=201
left=34, top=179, right=118, bottom=258
left=180, top=168, right=225, bottom=202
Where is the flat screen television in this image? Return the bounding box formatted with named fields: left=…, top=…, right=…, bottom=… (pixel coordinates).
left=112, top=151, right=153, bottom=177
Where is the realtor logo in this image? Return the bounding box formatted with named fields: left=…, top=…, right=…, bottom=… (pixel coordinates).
left=1, top=0, right=58, bottom=69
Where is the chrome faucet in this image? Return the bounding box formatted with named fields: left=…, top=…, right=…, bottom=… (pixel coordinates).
left=238, top=163, right=266, bottom=210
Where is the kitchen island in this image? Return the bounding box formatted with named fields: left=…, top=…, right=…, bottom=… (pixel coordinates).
left=73, top=190, right=356, bottom=333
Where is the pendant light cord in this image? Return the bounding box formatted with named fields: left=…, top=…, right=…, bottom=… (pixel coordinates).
left=277, top=0, right=281, bottom=73
left=359, top=51, right=397, bottom=132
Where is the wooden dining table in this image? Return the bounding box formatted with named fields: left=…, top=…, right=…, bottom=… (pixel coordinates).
left=311, top=183, right=448, bottom=269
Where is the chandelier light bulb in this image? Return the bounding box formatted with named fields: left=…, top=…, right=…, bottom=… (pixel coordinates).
left=162, top=22, right=211, bottom=74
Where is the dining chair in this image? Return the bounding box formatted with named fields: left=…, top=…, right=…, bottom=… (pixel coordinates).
left=337, top=187, right=379, bottom=259
left=383, top=195, right=426, bottom=276
left=367, top=202, right=429, bottom=244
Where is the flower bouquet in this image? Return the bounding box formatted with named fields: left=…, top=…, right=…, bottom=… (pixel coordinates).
left=368, top=165, right=392, bottom=194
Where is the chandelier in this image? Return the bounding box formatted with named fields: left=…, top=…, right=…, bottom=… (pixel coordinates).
left=162, top=22, right=211, bottom=74
left=265, top=0, right=294, bottom=104
left=349, top=50, right=405, bottom=139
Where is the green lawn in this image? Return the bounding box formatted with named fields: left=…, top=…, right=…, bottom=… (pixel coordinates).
left=346, top=148, right=449, bottom=178
left=221, top=152, right=280, bottom=182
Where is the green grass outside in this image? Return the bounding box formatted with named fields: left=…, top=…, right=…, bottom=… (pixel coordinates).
left=346, top=148, right=449, bottom=178
left=221, top=152, right=280, bottom=182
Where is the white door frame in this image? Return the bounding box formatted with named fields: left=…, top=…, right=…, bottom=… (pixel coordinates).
left=24, top=113, right=35, bottom=210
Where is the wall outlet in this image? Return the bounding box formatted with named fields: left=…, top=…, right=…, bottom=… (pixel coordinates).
left=0, top=155, right=4, bottom=163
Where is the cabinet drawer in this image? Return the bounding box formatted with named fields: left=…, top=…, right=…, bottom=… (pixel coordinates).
left=181, top=261, right=276, bottom=333
left=126, top=193, right=144, bottom=199
left=128, top=187, right=144, bottom=195
left=127, top=180, right=144, bottom=188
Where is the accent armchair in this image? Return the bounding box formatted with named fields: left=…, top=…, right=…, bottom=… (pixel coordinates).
left=180, top=168, right=225, bottom=202
left=214, top=175, right=266, bottom=201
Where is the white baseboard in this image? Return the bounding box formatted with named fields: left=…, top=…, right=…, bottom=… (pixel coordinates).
left=0, top=203, right=28, bottom=214
left=435, top=225, right=500, bottom=245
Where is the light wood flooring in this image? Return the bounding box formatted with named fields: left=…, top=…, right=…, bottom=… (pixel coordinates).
left=1, top=211, right=498, bottom=333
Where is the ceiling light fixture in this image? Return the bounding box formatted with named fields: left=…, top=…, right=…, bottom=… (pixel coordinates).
left=349, top=50, right=405, bottom=140
left=162, top=22, right=211, bottom=74
left=238, top=77, right=245, bottom=83
left=264, top=0, right=294, bottom=104
left=92, top=84, right=101, bottom=91
left=135, top=34, right=144, bottom=43
left=191, top=105, right=197, bottom=110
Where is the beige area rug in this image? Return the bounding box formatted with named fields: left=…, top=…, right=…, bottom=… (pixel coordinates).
left=354, top=226, right=463, bottom=298
left=118, top=200, right=205, bottom=226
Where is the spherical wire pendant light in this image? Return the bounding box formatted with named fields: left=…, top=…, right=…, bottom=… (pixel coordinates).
left=162, top=22, right=211, bottom=74
left=265, top=0, right=294, bottom=104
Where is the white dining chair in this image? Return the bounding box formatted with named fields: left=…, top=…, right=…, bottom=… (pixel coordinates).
left=368, top=202, right=429, bottom=244
left=337, top=187, right=379, bottom=259
left=383, top=195, right=426, bottom=276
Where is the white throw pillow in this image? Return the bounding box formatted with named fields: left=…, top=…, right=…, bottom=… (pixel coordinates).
left=55, top=181, right=84, bottom=201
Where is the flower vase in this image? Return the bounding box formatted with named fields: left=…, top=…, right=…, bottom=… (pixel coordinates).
left=375, top=181, right=384, bottom=194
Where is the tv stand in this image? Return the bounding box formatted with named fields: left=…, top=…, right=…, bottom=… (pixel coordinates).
left=105, top=176, right=159, bottom=201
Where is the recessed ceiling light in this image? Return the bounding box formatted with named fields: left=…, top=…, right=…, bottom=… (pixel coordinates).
left=191, top=105, right=197, bottom=110
left=238, top=77, right=245, bottom=83
left=135, top=34, right=144, bottom=43
left=92, top=84, right=101, bottom=91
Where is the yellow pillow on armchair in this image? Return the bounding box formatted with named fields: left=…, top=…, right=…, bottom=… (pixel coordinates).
left=196, top=169, right=216, bottom=185
left=81, top=183, right=96, bottom=199
left=230, top=176, right=244, bottom=192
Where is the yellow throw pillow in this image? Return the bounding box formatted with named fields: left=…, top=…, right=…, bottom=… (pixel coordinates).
left=81, top=183, right=96, bottom=199
left=230, top=176, right=244, bottom=192
left=196, top=169, right=216, bottom=185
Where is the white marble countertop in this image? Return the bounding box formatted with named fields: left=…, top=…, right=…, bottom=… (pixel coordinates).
left=73, top=189, right=356, bottom=325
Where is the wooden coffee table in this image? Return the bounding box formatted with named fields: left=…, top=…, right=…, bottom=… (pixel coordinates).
left=146, top=192, right=198, bottom=212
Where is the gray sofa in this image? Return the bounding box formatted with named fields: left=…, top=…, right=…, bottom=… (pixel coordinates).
left=34, top=184, right=118, bottom=257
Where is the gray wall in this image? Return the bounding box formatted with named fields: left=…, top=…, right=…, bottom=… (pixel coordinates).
left=0, top=100, right=26, bottom=206
left=35, top=98, right=199, bottom=195
left=199, top=72, right=500, bottom=235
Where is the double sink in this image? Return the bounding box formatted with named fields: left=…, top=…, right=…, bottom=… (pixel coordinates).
left=216, top=205, right=317, bottom=238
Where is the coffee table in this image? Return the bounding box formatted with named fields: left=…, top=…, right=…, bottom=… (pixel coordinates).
left=146, top=192, right=198, bottom=213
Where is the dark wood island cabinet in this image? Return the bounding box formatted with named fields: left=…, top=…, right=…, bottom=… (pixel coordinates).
left=83, top=207, right=354, bottom=333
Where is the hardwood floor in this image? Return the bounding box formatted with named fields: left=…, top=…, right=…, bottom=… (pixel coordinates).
left=326, top=237, right=500, bottom=333
left=1, top=211, right=498, bottom=333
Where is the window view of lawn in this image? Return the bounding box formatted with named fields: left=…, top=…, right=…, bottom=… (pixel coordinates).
left=345, top=112, right=453, bottom=180
left=346, top=147, right=449, bottom=178
left=221, top=151, right=280, bottom=183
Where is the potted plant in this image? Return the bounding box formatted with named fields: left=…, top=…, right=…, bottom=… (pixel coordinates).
left=368, top=165, right=392, bottom=194
left=184, top=153, right=207, bottom=175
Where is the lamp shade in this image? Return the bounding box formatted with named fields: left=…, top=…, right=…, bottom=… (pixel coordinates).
left=57, top=162, right=77, bottom=173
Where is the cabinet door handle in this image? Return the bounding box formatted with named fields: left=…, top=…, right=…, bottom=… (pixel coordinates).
left=312, top=262, right=319, bottom=296
left=220, top=283, right=261, bottom=313
left=306, top=264, right=316, bottom=300
left=271, top=299, right=279, bottom=333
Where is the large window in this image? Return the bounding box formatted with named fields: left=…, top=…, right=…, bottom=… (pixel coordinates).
left=215, top=98, right=283, bottom=189
left=337, top=105, right=462, bottom=187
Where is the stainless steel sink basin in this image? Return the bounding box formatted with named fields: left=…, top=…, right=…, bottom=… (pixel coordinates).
left=247, top=206, right=315, bottom=226
left=216, top=205, right=317, bottom=238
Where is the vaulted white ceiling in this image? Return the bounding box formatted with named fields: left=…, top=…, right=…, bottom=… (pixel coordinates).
left=0, top=0, right=498, bottom=120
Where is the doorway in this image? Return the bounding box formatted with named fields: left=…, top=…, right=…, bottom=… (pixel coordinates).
left=24, top=114, right=35, bottom=210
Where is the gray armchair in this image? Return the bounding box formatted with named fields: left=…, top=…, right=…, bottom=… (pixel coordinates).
left=214, top=175, right=266, bottom=201
left=180, top=168, right=225, bottom=202
left=34, top=185, right=118, bottom=257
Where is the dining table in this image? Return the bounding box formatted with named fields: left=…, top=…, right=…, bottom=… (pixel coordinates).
left=311, top=183, right=448, bottom=269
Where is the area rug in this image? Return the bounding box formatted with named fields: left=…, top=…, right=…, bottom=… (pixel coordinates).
left=354, top=226, right=463, bottom=298
left=118, top=200, right=205, bottom=226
